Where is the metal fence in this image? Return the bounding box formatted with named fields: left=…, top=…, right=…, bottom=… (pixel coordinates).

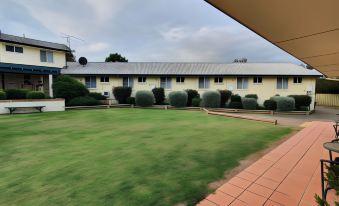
left=316, top=94, right=339, bottom=107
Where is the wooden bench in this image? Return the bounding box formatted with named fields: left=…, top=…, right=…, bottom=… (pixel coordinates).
left=5, top=106, right=45, bottom=114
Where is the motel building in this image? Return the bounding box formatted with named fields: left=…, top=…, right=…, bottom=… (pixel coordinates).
left=62, top=62, right=322, bottom=110
left=0, top=33, right=71, bottom=97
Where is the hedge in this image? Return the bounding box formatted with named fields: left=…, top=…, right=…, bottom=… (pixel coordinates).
left=135, top=90, right=154, bottom=107
left=219, top=90, right=232, bottom=107
left=201, top=91, right=220, bottom=108
left=228, top=101, right=243, bottom=109
left=230, top=94, right=242, bottom=102
left=88, top=92, right=107, bottom=100
left=0, top=91, right=6, bottom=100
left=242, top=98, right=258, bottom=110
left=126, top=97, right=135, bottom=105
left=263, top=99, right=277, bottom=110
left=288, top=95, right=312, bottom=110
left=53, top=75, right=89, bottom=102
left=168, top=91, right=188, bottom=107
left=26, top=91, right=45, bottom=99
left=68, top=96, right=99, bottom=106
left=5, top=89, right=29, bottom=99
left=185, top=89, right=200, bottom=106
left=192, top=97, right=201, bottom=107
left=113, top=86, right=132, bottom=104
left=271, top=96, right=295, bottom=111
left=245, top=94, right=258, bottom=100
left=152, top=87, right=165, bottom=105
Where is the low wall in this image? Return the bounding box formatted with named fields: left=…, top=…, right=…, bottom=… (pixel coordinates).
left=316, top=93, right=339, bottom=107
left=0, top=99, right=65, bottom=114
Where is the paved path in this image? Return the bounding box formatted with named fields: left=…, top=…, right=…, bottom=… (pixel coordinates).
left=197, top=121, right=338, bottom=206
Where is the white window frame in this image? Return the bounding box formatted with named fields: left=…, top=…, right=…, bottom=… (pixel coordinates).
left=214, top=77, right=223, bottom=84
left=199, top=77, right=209, bottom=89
left=138, top=76, right=147, bottom=83
left=236, top=77, right=248, bottom=89
left=277, top=77, right=289, bottom=89
left=176, top=76, right=185, bottom=83
left=160, top=77, right=172, bottom=89
left=40, top=50, right=54, bottom=63
left=103, top=91, right=110, bottom=97
left=293, top=76, right=302, bottom=84
left=85, top=76, right=97, bottom=89
left=5, top=45, right=23, bottom=53
left=253, top=76, right=263, bottom=84
left=123, top=77, right=133, bottom=87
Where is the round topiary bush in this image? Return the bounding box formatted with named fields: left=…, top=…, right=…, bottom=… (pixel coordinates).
left=152, top=87, right=165, bottom=105
left=126, top=97, right=135, bottom=105
left=219, top=90, right=232, bottom=107
left=185, top=89, right=200, bottom=106
left=288, top=95, right=312, bottom=110
left=201, top=91, right=220, bottom=108
left=228, top=101, right=243, bottom=109
left=5, top=89, right=29, bottom=99
left=230, top=94, right=242, bottom=102
left=168, top=91, right=188, bottom=107
left=113, top=86, right=132, bottom=104
left=26, top=91, right=45, bottom=99
left=245, top=94, right=258, bottom=100
left=68, top=96, right=99, bottom=106
left=135, top=90, right=154, bottom=107
left=0, top=91, right=6, bottom=100
left=263, top=99, right=277, bottom=110
left=52, top=75, right=89, bottom=102
left=271, top=96, right=295, bottom=111
left=242, top=98, right=258, bottom=110
left=192, top=97, right=201, bottom=107
left=88, top=92, right=107, bottom=100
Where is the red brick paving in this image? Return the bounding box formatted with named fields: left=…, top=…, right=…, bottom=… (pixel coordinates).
left=197, top=121, right=338, bottom=206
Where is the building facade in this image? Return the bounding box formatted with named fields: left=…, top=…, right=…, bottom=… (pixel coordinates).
left=63, top=62, right=322, bottom=109
left=0, top=33, right=70, bottom=96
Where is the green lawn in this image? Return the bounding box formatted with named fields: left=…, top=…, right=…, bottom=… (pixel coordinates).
left=0, top=109, right=292, bottom=206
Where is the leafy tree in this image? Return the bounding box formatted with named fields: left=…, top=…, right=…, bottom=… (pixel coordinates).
left=105, top=53, right=128, bottom=62
left=52, top=75, right=89, bottom=102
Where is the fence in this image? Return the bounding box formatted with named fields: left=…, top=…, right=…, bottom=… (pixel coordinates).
left=316, top=94, right=339, bottom=107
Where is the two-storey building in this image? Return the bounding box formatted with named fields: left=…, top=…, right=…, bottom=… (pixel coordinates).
left=0, top=33, right=71, bottom=96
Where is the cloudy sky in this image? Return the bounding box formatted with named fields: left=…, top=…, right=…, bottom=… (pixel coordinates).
left=0, top=0, right=300, bottom=63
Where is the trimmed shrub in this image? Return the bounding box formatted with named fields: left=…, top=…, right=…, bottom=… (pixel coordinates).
left=0, top=91, right=6, bottom=100
left=26, top=91, right=45, bottom=99
left=126, top=97, right=135, bottom=105
left=53, top=75, right=89, bottom=102
left=113, top=86, right=132, bottom=104
left=263, top=99, right=277, bottom=110
left=230, top=94, right=242, bottom=102
left=168, top=91, right=188, bottom=107
left=68, top=96, right=99, bottom=106
left=219, top=90, right=232, bottom=107
left=135, top=90, right=154, bottom=107
left=201, top=91, right=220, bottom=108
left=245, top=94, right=258, bottom=100
left=228, top=102, right=243, bottom=109
left=192, top=97, right=201, bottom=107
left=299, top=106, right=310, bottom=111
left=242, top=98, right=258, bottom=110
left=88, top=92, right=107, bottom=100
left=185, top=89, right=200, bottom=106
left=257, top=105, right=265, bottom=110
left=5, top=89, right=29, bottom=99
left=288, top=95, right=312, bottom=110
left=271, top=96, right=295, bottom=111
left=152, top=87, right=165, bottom=105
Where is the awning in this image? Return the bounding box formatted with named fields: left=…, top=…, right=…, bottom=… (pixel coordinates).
left=0, top=63, right=61, bottom=75
left=206, top=0, right=339, bottom=78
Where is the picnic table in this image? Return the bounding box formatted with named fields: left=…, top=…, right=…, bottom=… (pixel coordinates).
left=6, top=106, right=45, bottom=114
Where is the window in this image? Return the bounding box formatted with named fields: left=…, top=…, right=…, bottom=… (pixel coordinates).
left=176, top=76, right=185, bottom=83
left=40, top=50, right=53, bottom=63
left=160, top=77, right=172, bottom=89
left=138, top=76, right=146, bottom=83
left=103, top=92, right=110, bottom=97
left=253, top=76, right=262, bottom=84
left=199, top=77, right=210, bottom=89
left=23, top=75, right=32, bottom=85
left=214, top=77, right=223, bottom=83
left=237, top=77, right=248, bottom=89
left=293, top=77, right=302, bottom=84
left=6, top=45, right=23, bottom=53
left=123, top=77, right=134, bottom=87
left=85, top=76, right=97, bottom=88
left=277, top=77, right=288, bottom=89
left=100, top=76, right=109, bottom=83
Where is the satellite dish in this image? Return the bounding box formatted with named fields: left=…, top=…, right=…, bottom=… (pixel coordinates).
left=79, top=57, right=88, bottom=66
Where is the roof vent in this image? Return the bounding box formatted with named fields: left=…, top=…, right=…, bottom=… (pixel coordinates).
left=78, top=57, right=88, bottom=66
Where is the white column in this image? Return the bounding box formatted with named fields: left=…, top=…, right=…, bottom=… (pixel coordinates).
left=49, top=74, right=53, bottom=98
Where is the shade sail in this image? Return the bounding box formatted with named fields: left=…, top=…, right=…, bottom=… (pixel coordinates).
left=0, top=63, right=61, bottom=75
left=206, top=0, right=339, bottom=78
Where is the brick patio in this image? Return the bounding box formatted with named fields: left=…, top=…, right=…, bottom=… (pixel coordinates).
left=198, top=121, right=338, bottom=206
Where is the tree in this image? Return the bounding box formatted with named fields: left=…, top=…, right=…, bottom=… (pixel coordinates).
left=52, top=75, right=89, bottom=102
left=105, top=53, right=128, bottom=62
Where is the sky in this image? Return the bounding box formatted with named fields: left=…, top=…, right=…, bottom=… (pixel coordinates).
left=0, top=0, right=301, bottom=63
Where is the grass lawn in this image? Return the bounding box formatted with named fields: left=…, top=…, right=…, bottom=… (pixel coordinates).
left=0, top=109, right=292, bottom=206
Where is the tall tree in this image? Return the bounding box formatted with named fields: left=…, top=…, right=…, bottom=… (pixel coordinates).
left=105, top=53, right=128, bottom=62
